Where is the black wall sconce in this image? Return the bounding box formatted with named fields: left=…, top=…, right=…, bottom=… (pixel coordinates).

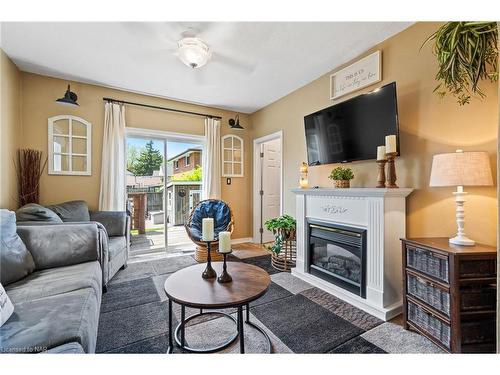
left=228, top=114, right=244, bottom=130
left=56, top=85, right=79, bottom=107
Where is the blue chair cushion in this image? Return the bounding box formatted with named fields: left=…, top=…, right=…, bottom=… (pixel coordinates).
left=189, top=200, right=231, bottom=242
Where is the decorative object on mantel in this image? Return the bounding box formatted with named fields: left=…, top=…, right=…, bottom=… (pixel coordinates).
left=328, top=166, right=354, bottom=188
left=330, top=50, right=382, bottom=100
left=429, top=149, right=493, bottom=246
left=299, top=162, right=309, bottom=189
left=55, top=84, right=79, bottom=107
left=201, top=218, right=217, bottom=279
left=265, top=214, right=297, bottom=272
left=15, top=149, right=47, bottom=207
left=385, top=135, right=398, bottom=188
left=216, top=231, right=233, bottom=283
left=423, top=22, right=498, bottom=106
left=376, top=145, right=387, bottom=188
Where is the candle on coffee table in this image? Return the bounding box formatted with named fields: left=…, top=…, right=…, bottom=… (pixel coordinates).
left=385, top=135, right=397, bottom=154
left=218, top=231, right=231, bottom=253
left=202, top=218, right=214, bottom=241
left=377, top=145, right=386, bottom=161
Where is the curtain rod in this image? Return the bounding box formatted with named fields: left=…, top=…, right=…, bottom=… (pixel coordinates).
left=102, top=97, right=223, bottom=120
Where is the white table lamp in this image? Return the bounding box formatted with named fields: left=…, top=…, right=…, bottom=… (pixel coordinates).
left=429, top=150, right=493, bottom=246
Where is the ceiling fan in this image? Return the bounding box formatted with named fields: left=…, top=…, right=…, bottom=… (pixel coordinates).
left=125, top=23, right=256, bottom=79
left=176, top=36, right=211, bottom=69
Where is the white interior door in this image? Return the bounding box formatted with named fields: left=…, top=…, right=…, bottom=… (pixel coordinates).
left=260, top=138, right=281, bottom=243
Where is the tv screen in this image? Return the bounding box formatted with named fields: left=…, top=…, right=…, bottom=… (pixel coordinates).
left=304, top=82, right=400, bottom=165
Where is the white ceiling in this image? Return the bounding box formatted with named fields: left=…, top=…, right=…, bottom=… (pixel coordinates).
left=1, top=22, right=412, bottom=113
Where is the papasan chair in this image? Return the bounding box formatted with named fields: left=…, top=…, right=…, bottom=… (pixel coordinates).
left=185, top=199, right=234, bottom=262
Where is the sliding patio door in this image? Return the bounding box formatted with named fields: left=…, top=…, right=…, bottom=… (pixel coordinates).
left=125, top=129, right=204, bottom=256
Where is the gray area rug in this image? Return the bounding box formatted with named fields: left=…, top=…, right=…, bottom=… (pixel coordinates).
left=96, top=254, right=442, bottom=354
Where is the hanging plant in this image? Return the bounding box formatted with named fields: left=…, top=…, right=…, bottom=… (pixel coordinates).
left=423, top=22, right=498, bottom=105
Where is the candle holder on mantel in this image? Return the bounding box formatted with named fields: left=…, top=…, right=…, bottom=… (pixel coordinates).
left=376, top=160, right=387, bottom=188
left=216, top=250, right=233, bottom=284
left=385, top=152, right=399, bottom=188
left=202, top=241, right=217, bottom=279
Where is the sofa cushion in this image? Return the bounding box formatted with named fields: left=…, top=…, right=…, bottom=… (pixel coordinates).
left=108, top=237, right=127, bottom=261
left=43, top=342, right=85, bottom=354
left=0, top=288, right=100, bottom=353
left=47, top=200, right=90, bottom=222
left=0, top=210, right=35, bottom=285
left=5, top=261, right=102, bottom=305
left=16, top=203, right=63, bottom=223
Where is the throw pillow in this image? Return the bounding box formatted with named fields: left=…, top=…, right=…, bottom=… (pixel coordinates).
left=0, top=282, right=14, bottom=327
left=16, top=203, right=63, bottom=223
left=0, top=209, right=36, bottom=285
left=47, top=200, right=90, bottom=222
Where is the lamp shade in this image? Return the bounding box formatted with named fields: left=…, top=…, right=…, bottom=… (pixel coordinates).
left=429, top=151, right=493, bottom=187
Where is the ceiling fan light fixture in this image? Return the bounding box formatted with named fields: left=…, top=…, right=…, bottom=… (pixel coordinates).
left=56, top=84, right=79, bottom=106
left=177, top=37, right=211, bottom=69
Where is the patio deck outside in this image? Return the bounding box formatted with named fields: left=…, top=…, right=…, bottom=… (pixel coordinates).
left=130, top=222, right=195, bottom=256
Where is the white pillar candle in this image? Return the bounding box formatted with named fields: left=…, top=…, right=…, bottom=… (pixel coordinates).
left=376, top=145, right=386, bottom=161
left=202, top=218, right=214, bottom=241
left=385, top=135, right=397, bottom=154
left=218, top=231, right=231, bottom=253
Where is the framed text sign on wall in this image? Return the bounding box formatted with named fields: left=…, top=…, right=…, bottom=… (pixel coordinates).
left=330, top=51, right=382, bottom=100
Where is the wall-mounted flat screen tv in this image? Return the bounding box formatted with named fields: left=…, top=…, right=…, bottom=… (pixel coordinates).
left=304, top=81, right=400, bottom=165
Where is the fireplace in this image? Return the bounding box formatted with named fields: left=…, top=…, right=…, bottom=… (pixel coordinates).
left=307, top=220, right=367, bottom=298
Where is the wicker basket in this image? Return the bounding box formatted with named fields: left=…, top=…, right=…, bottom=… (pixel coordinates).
left=407, top=274, right=451, bottom=316
left=333, top=179, right=350, bottom=188
left=406, top=246, right=449, bottom=282
left=270, top=230, right=296, bottom=272
left=408, top=301, right=451, bottom=348
left=194, top=243, right=224, bottom=262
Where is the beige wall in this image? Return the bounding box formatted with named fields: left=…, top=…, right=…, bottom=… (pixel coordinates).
left=19, top=73, right=252, bottom=239
left=250, top=22, right=498, bottom=246
left=0, top=50, right=22, bottom=210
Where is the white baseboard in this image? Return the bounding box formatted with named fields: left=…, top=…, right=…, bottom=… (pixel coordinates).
left=231, top=237, right=254, bottom=244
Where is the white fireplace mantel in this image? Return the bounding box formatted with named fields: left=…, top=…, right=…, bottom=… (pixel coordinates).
left=292, top=187, right=413, bottom=320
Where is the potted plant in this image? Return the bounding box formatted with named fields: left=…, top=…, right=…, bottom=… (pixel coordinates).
left=329, top=166, right=354, bottom=188
left=423, top=22, right=498, bottom=105
left=265, top=214, right=297, bottom=271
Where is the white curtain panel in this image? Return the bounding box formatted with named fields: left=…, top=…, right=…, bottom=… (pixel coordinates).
left=99, top=102, right=126, bottom=211
left=202, top=117, right=221, bottom=199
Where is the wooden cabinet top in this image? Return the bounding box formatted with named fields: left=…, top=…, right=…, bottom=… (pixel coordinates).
left=402, top=237, right=497, bottom=255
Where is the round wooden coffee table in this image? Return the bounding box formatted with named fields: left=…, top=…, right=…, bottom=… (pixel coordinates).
left=164, top=262, right=271, bottom=353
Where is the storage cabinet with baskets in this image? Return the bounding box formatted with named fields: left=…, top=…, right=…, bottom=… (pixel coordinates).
left=401, top=238, right=497, bottom=353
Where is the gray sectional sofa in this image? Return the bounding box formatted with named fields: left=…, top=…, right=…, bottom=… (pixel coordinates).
left=15, top=200, right=130, bottom=290
left=1, top=210, right=102, bottom=353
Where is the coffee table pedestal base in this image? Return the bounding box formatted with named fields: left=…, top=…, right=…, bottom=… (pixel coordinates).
left=167, top=302, right=272, bottom=354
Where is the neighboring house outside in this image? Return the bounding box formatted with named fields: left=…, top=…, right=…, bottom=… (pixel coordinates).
left=169, top=148, right=202, bottom=178
left=127, top=148, right=202, bottom=227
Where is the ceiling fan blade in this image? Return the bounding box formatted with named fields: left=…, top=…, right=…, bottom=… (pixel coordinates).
left=212, top=52, right=257, bottom=74
left=193, top=68, right=208, bottom=86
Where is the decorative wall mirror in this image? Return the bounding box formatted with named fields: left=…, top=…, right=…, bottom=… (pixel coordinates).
left=48, top=115, right=92, bottom=175
left=221, top=134, right=244, bottom=177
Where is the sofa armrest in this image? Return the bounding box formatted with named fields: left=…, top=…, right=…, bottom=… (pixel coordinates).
left=89, top=211, right=129, bottom=237
left=17, top=223, right=100, bottom=270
